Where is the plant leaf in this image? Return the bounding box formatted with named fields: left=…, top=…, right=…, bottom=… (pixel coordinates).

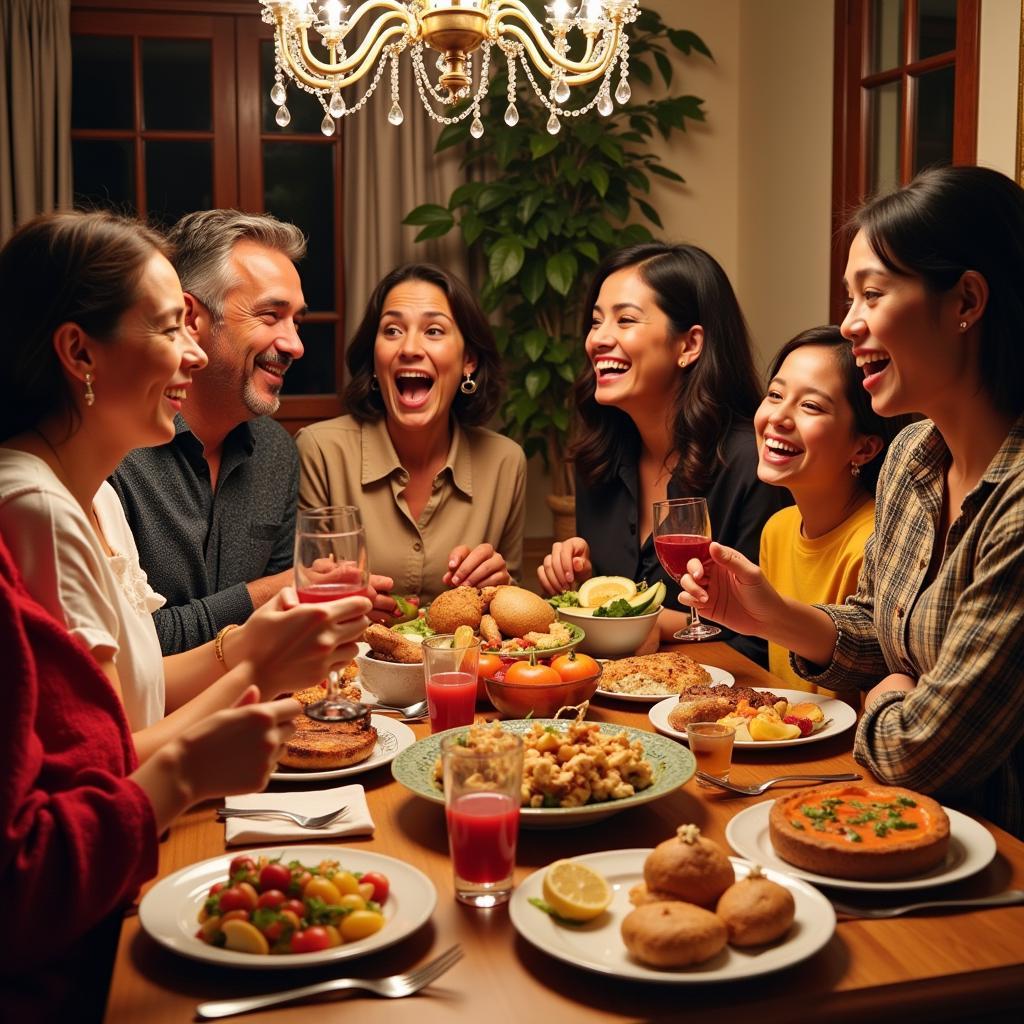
left=668, top=29, right=713, bottom=61
left=574, top=240, right=599, bottom=263
left=518, top=190, right=545, bottom=224
left=461, top=211, right=485, bottom=246
left=636, top=199, right=662, bottom=227
left=525, top=366, right=551, bottom=398
left=530, top=134, right=560, bottom=160
left=488, top=237, right=525, bottom=286
left=586, top=164, right=610, bottom=197
left=647, top=164, right=686, bottom=183
left=522, top=328, right=548, bottom=362
left=403, top=204, right=453, bottom=228
left=520, top=258, right=546, bottom=305
left=654, top=51, right=673, bottom=87
left=546, top=250, right=578, bottom=296
left=478, top=184, right=512, bottom=213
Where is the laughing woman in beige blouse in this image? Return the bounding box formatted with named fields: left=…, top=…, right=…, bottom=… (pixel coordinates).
left=296, top=264, right=526, bottom=607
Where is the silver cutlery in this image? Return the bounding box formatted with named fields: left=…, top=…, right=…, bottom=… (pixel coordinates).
left=366, top=698, right=429, bottom=720
left=215, top=806, right=349, bottom=829
left=194, top=944, right=463, bottom=1019
left=831, top=890, right=1024, bottom=919
left=694, top=771, right=862, bottom=795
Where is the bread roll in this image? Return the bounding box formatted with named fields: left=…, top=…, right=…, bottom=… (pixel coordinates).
left=621, top=901, right=727, bottom=967
left=715, top=865, right=795, bottom=946
left=643, top=824, right=735, bottom=908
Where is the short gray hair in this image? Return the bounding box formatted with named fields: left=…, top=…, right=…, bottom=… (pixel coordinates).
left=167, top=209, right=306, bottom=321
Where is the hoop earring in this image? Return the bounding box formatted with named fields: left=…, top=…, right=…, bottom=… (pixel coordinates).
left=850, top=461, right=861, bottom=478
left=84, top=372, right=95, bottom=407
left=460, top=372, right=478, bottom=395
left=370, top=374, right=380, bottom=391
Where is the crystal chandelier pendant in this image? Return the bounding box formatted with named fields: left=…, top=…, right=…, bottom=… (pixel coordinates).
left=270, top=81, right=287, bottom=106
left=321, top=112, right=336, bottom=136
left=329, top=91, right=346, bottom=116
left=546, top=111, right=560, bottom=135
left=275, top=104, right=291, bottom=127
left=504, top=102, right=519, bottom=127
left=614, top=77, right=631, bottom=104
left=470, top=116, right=484, bottom=139
left=553, top=78, right=570, bottom=103
left=597, top=90, right=613, bottom=116
left=388, top=101, right=404, bottom=126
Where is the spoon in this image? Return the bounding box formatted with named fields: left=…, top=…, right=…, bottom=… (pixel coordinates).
left=367, top=698, right=429, bottom=719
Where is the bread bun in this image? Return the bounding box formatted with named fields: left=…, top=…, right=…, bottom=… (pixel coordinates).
left=488, top=586, right=556, bottom=637
left=716, top=866, right=795, bottom=946
left=621, top=901, right=727, bottom=967
left=426, top=586, right=486, bottom=633
left=643, top=824, right=735, bottom=908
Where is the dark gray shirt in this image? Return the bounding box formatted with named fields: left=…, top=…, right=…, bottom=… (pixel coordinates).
left=110, top=415, right=298, bottom=654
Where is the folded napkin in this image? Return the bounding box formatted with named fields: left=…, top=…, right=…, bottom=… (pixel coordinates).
left=223, top=783, right=375, bottom=846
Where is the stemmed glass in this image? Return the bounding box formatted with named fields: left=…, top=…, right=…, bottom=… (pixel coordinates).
left=294, top=506, right=370, bottom=721
left=652, top=497, right=721, bottom=641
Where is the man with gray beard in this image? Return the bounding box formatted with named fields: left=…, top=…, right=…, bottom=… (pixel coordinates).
left=110, top=210, right=309, bottom=654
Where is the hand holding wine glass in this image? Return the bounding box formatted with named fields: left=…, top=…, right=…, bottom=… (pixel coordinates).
left=652, top=497, right=721, bottom=641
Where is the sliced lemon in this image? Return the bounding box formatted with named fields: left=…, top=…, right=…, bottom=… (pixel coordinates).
left=452, top=623, right=477, bottom=672
left=541, top=859, right=613, bottom=921
left=578, top=575, right=636, bottom=609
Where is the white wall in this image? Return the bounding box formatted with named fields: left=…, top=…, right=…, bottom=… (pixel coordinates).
left=978, top=0, right=1022, bottom=176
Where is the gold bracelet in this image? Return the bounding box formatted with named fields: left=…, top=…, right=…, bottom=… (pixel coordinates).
left=214, top=623, right=240, bottom=667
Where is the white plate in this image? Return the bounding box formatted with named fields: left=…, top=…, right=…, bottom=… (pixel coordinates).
left=725, top=801, right=997, bottom=891
left=595, top=664, right=735, bottom=704
left=648, top=688, right=857, bottom=749
left=138, top=846, right=436, bottom=969
left=270, top=716, right=416, bottom=782
left=510, top=851, right=834, bottom=982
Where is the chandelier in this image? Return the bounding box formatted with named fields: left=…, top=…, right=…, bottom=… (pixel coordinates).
left=260, top=1, right=641, bottom=138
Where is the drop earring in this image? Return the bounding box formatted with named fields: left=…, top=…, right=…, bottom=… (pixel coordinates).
left=370, top=374, right=380, bottom=391
left=850, top=462, right=861, bottom=478
left=84, top=372, right=95, bottom=407
left=460, top=372, right=478, bottom=395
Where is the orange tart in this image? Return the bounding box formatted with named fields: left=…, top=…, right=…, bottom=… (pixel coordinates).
left=768, top=784, right=950, bottom=881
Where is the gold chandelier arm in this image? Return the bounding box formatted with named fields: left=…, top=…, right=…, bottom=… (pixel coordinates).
left=279, top=20, right=409, bottom=91
left=292, top=5, right=415, bottom=77
left=498, top=20, right=620, bottom=85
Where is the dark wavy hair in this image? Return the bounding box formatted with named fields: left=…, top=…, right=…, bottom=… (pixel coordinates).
left=0, top=210, right=170, bottom=443
left=571, top=243, right=761, bottom=489
left=344, top=263, right=504, bottom=427
left=852, top=165, right=1024, bottom=416
left=767, top=326, right=913, bottom=496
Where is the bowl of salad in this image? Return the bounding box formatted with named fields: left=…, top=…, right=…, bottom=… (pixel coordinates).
left=552, top=577, right=666, bottom=659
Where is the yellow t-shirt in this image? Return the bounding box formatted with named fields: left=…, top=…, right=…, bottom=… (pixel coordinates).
left=759, top=500, right=875, bottom=696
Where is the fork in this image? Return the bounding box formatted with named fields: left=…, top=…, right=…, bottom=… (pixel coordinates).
left=694, top=771, right=862, bottom=795
left=831, top=890, right=1024, bottom=919
left=194, top=945, right=463, bottom=1019
left=215, top=806, right=349, bottom=829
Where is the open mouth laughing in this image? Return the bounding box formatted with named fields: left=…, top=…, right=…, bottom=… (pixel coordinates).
left=255, top=352, right=292, bottom=382
left=855, top=349, right=891, bottom=390
left=393, top=369, right=435, bottom=408
left=761, top=435, right=804, bottom=464
left=594, top=357, right=630, bottom=382
left=164, top=385, right=188, bottom=409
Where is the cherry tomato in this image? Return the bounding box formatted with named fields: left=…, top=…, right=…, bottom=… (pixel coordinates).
left=289, top=869, right=312, bottom=895
left=505, top=660, right=561, bottom=686
left=207, top=881, right=225, bottom=897
left=228, top=855, right=258, bottom=883
left=551, top=651, right=600, bottom=683
left=291, top=926, right=333, bottom=954
left=359, top=871, right=390, bottom=905
left=259, top=863, right=292, bottom=894
left=477, top=653, right=503, bottom=682
left=218, top=885, right=257, bottom=914
left=256, top=889, right=287, bottom=910
left=282, top=899, right=306, bottom=920
left=220, top=909, right=250, bottom=924
left=260, top=917, right=287, bottom=943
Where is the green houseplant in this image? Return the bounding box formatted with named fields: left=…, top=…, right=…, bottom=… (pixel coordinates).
left=404, top=6, right=712, bottom=534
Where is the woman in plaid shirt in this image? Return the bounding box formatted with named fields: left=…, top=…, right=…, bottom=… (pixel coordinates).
left=679, top=166, right=1024, bottom=838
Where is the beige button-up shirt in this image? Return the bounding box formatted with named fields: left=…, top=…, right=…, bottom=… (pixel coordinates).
left=295, top=414, right=526, bottom=604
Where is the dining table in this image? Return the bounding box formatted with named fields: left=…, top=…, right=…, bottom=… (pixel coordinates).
left=103, top=642, right=1024, bottom=1023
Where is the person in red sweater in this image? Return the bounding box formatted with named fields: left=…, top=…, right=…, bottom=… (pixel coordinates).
left=0, top=532, right=301, bottom=1020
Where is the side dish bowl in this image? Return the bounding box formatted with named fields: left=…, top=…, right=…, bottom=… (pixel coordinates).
left=556, top=606, right=661, bottom=659
left=484, top=662, right=602, bottom=718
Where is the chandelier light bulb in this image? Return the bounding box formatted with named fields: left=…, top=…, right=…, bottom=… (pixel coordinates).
left=504, top=102, right=519, bottom=126
left=275, top=104, right=291, bottom=126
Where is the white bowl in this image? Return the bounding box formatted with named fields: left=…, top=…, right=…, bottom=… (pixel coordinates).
left=555, top=606, right=661, bottom=659
left=355, top=652, right=425, bottom=706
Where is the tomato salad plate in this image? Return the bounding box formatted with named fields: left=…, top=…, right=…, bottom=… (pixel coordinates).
left=648, top=688, right=856, bottom=749
left=138, top=847, right=435, bottom=969
left=595, top=664, right=735, bottom=705
left=510, top=852, right=835, bottom=982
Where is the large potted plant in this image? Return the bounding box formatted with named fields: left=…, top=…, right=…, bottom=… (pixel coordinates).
left=404, top=6, right=711, bottom=537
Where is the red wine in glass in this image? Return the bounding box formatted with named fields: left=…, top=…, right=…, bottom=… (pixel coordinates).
left=652, top=498, right=721, bottom=641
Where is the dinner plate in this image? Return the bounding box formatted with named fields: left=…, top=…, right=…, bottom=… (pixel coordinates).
left=270, top=716, right=416, bottom=782
left=138, top=846, right=436, bottom=969
left=595, top=664, right=735, bottom=704
left=391, top=719, right=695, bottom=829
left=648, top=688, right=857, bottom=749
left=495, top=623, right=586, bottom=660
left=725, top=801, right=997, bottom=891
left=510, top=852, right=835, bottom=982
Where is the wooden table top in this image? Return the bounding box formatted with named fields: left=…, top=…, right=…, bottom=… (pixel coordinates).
left=104, top=644, right=1024, bottom=1023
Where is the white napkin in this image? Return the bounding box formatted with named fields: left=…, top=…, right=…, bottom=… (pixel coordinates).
left=223, top=784, right=375, bottom=846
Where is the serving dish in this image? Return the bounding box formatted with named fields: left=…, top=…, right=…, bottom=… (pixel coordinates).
left=595, top=664, right=735, bottom=704
left=270, top=716, right=416, bottom=782
left=492, top=622, right=586, bottom=660
left=556, top=605, right=661, bottom=658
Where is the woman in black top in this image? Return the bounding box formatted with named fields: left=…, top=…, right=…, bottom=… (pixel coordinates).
left=537, top=243, right=790, bottom=665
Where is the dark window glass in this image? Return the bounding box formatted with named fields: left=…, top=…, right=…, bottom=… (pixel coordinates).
left=870, top=0, right=905, bottom=73
left=72, top=139, right=136, bottom=213
left=913, top=65, right=955, bottom=172
left=72, top=36, right=133, bottom=129
left=264, top=141, right=335, bottom=312
left=145, top=140, right=213, bottom=227
left=142, top=38, right=212, bottom=131
left=916, top=0, right=957, bottom=60
left=868, top=79, right=902, bottom=194
left=281, top=320, right=337, bottom=396
left=261, top=40, right=325, bottom=134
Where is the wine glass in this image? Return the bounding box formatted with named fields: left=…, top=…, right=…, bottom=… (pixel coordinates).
left=652, top=497, right=721, bottom=641
left=294, top=506, right=370, bottom=721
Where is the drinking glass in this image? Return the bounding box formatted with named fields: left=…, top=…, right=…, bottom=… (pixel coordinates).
left=652, top=497, right=721, bottom=641
left=423, top=634, right=481, bottom=733
left=294, top=506, right=369, bottom=721
left=688, top=722, right=736, bottom=785
left=442, top=732, right=523, bottom=907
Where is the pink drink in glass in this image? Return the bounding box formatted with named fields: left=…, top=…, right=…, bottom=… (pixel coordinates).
left=446, top=792, right=520, bottom=883
left=426, top=672, right=478, bottom=732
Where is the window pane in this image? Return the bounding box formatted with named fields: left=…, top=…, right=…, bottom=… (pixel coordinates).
left=72, top=139, right=136, bottom=213
left=72, top=36, right=133, bottom=129
left=142, top=39, right=212, bottom=131
left=145, top=140, right=212, bottom=228
left=264, top=141, right=336, bottom=312
left=867, top=80, right=902, bottom=194
left=870, top=0, right=905, bottom=73
left=916, top=0, right=957, bottom=61
left=261, top=39, right=326, bottom=134
left=281, top=321, right=337, bottom=395
left=913, top=65, right=954, bottom=173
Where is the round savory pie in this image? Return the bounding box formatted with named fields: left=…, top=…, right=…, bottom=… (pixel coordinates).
left=768, top=784, right=950, bottom=880
left=278, top=706, right=377, bottom=770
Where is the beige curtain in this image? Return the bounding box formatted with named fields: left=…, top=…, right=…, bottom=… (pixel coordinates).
left=0, top=0, right=72, bottom=243
left=341, top=56, right=467, bottom=340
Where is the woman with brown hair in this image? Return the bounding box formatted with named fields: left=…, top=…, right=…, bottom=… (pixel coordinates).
left=537, top=243, right=790, bottom=664
left=297, top=263, right=526, bottom=605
